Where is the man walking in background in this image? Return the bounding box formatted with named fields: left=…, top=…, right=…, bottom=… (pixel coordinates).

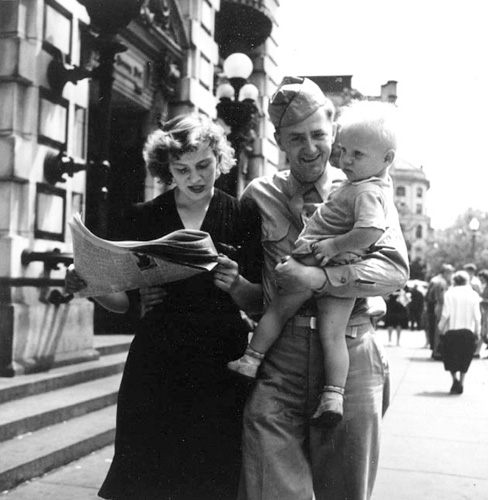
left=426, top=263, right=454, bottom=359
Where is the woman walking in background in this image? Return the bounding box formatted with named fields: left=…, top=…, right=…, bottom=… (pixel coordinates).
left=438, top=270, right=481, bottom=394
left=384, top=288, right=410, bottom=346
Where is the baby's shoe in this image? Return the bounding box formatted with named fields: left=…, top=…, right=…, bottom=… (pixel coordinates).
left=227, top=347, right=264, bottom=379
left=310, top=386, right=344, bottom=428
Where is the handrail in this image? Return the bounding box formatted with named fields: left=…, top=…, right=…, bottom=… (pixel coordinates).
left=21, top=249, right=73, bottom=270
left=0, top=277, right=66, bottom=287
left=0, top=277, right=74, bottom=305
left=0, top=250, right=76, bottom=304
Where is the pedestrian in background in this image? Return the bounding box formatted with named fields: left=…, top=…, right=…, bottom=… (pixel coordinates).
left=407, top=283, right=425, bottom=330
left=438, top=270, right=481, bottom=394
left=425, top=263, right=454, bottom=359
left=384, top=288, right=410, bottom=346
left=463, top=263, right=482, bottom=294
left=478, top=269, right=488, bottom=348
left=464, top=263, right=484, bottom=357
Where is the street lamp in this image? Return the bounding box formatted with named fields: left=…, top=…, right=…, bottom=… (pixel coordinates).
left=469, top=216, right=480, bottom=260
left=215, top=53, right=259, bottom=196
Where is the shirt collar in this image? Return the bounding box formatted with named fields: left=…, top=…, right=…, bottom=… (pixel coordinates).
left=286, top=165, right=342, bottom=201
left=349, top=172, right=391, bottom=186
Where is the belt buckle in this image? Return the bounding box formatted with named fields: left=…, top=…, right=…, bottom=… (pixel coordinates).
left=309, top=316, right=317, bottom=329
left=347, top=325, right=358, bottom=338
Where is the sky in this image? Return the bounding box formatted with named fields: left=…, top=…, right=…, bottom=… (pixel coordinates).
left=276, top=0, right=488, bottom=229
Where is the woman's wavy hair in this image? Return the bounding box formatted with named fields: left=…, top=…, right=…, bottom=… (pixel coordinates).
left=143, top=114, right=235, bottom=184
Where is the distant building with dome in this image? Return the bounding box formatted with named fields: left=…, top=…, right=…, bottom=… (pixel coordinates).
left=389, top=158, right=431, bottom=263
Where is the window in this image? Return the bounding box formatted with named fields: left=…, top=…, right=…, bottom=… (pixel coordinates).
left=73, top=106, right=87, bottom=159
left=396, top=186, right=406, bottom=196
left=201, top=0, right=213, bottom=34
left=416, top=225, right=423, bottom=239
left=416, top=204, right=422, bottom=215
left=199, top=54, right=212, bottom=90
left=38, top=89, right=69, bottom=148
left=35, top=184, right=66, bottom=241
left=417, top=187, right=423, bottom=198
left=43, top=0, right=72, bottom=60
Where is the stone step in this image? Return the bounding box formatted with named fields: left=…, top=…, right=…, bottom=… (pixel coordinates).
left=94, top=334, right=133, bottom=357
left=0, top=351, right=126, bottom=405
left=0, top=335, right=131, bottom=493
left=0, top=374, right=121, bottom=443
left=0, top=405, right=116, bottom=493
left=0, top=335, right=132, bottom=404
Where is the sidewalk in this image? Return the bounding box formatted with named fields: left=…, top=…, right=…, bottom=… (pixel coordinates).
left=373, top=328, right=488, bottom=500
left=1, top=328, right=487, bottom=499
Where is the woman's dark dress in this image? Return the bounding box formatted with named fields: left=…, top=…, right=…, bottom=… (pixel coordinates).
left=98, top=188, right=261, bottom=500
left=442, top=329, right=477, bottom=372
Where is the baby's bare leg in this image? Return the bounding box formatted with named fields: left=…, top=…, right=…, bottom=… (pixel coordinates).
left=316, top=296, right=355, bottom=387
left=311, top=295, right=356, bottom=427
left=229, top=254, right=318, bottom=379
left=227, top=289, right=313, bottom=379
left=250, top=289, right=313, bottom=353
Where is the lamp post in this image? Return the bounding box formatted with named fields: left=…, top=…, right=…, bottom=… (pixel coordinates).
left=215, top=53, right=259, bottom=196
left=469, top=216, right=480, bottom=261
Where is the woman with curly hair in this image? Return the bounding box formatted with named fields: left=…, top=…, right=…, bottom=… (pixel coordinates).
left=66, top=114, right=262, bottom=499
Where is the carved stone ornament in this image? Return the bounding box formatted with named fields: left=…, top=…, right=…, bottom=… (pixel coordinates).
left=157, top=54, right=181, bottom=97
left=140, top=0, right=171, bottom=30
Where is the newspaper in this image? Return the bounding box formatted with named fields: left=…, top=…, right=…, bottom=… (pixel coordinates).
left=68, top=213, right=219, bottom=297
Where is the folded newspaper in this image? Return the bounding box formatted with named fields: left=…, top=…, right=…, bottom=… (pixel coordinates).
left=68, top=213, right=219, bottom=297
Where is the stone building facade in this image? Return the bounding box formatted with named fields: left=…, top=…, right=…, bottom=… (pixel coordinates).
left=389, top=158, right=431, bottom=265
left=0, top=0, right=281, bottom=376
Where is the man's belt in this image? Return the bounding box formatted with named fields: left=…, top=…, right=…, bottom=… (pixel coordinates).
left=292, top=314, right=372, bottom=338
left=293, top=315, right=317, bottom=329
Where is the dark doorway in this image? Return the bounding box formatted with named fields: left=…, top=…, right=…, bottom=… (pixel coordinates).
left=106, top=109, right=146, bottom=240
left=86, top=101, right=147, bottom=334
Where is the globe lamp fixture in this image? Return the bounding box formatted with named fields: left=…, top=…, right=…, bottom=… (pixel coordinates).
left=469, top=217, right=480, bottom=233
left=469, top=216, right=480, bottom=260
left=215, top=53, right=260, bottom=196
left=219, top=53, right=258, bottom=104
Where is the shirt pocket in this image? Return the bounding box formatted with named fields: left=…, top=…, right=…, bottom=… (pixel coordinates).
left=262, top=211, right=291, bottom=244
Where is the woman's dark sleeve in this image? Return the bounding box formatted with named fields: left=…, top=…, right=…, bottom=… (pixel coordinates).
left=238, top=197, right=263, bottom=284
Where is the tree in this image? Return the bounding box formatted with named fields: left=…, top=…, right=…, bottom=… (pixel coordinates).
left=424, top=210, right=488, bottom=278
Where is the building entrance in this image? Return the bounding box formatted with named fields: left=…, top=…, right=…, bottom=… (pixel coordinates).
left=85, top=103, right=147, bottom=334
